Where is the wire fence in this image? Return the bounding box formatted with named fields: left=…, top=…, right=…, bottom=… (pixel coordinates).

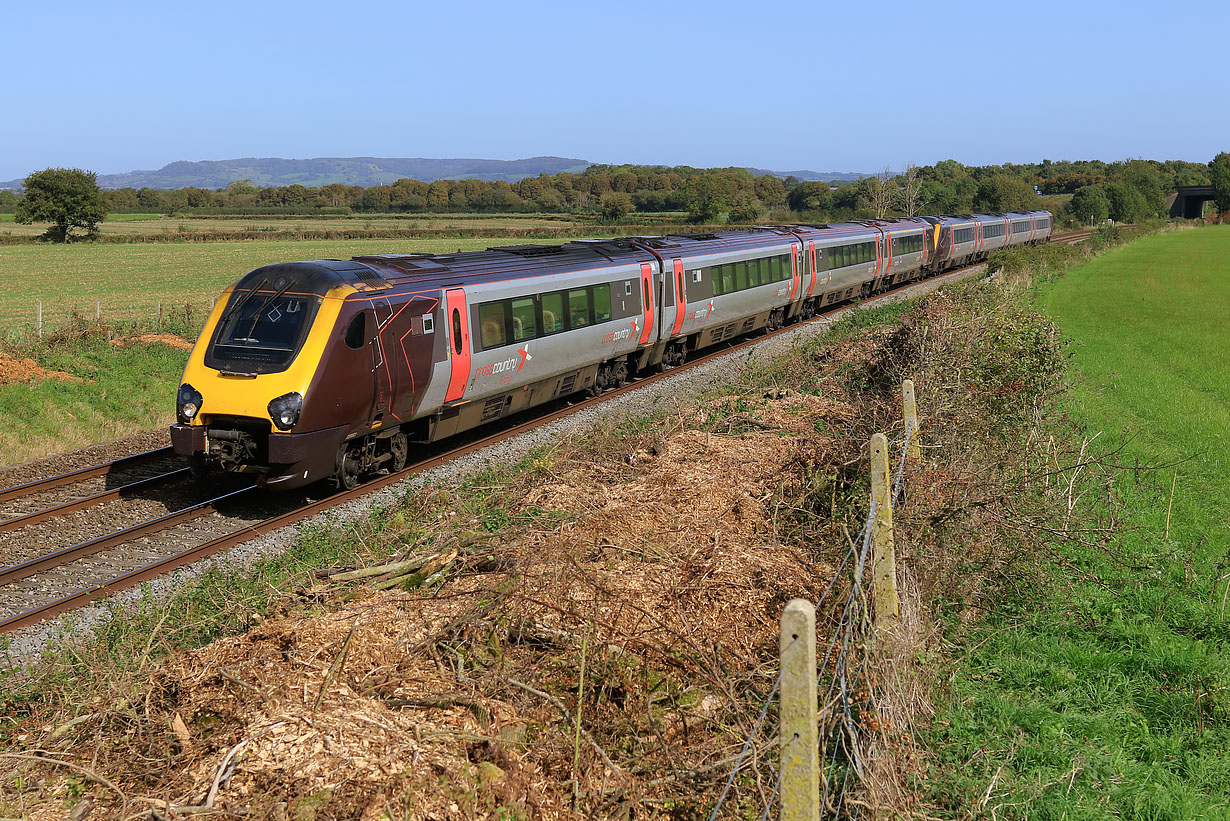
left=710, top=383, right=920, bottom=820
left=0, top=298, right=217, bottom=342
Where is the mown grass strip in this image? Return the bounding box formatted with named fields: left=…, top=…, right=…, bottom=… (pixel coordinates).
left=926, top=226, right=1230, bottom=818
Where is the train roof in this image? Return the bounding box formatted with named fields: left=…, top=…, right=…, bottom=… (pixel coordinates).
left=232, top=210, right=1055, bottom=297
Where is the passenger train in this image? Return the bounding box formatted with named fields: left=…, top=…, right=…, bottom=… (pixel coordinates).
left=171, top=209, right=1052, bottom=489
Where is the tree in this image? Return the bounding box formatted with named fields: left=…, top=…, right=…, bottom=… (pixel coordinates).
left=1068, top=185, right=1110, bottom=224
left=896, top=163, right=924, bottom=216
left=728, top=195, right=764, bottom=224
left=786, top=181, right=832, bottom=213
left=973, top=174, right=1039, bottom=212
left=598, top=192, right=634, bottom=223
left=683, top=176, right=735, bottom=223
left=1210, top=152, right=1230, bottom=217
left=856, top=169, right=898, bottom=219
left=14, top=168, right=109, bottom=242
left=1103, top=181, right=1146, bottom=223
left=1116, top=160, right=1163, bottom=217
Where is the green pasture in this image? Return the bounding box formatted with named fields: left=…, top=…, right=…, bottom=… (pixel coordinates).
left=0, top=235, right=621, bottom=332
left=928, top=226, right=1230, bottom=818
left=0, top=210, right=600, bottom=238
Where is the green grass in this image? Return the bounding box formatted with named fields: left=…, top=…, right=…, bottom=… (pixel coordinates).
left=926, top=226, right=1230, bottom=818
left=0, top=211, right=600, bottom=238
left=0, top=236, right=616, bottom=330
left=0, top=335, right=190, bottom=466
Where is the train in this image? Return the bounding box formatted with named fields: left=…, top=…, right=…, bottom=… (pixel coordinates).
left=170, top=209, right=1052, bottom=490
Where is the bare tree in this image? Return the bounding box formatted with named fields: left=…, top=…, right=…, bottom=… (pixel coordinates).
left=896, top=163, right=925, bottom=217
left=863, top=166, right=898, bottom=220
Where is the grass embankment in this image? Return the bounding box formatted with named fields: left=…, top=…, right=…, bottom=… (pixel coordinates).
left=0, top=331, right=189, bottom=467
left=925, top=225, right=1230, bottom=817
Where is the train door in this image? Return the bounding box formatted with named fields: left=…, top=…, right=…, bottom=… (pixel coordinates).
left=789, top=245, right=800, bottom=301
left=444, top=288, right=471, bottom=403
left=638, top=263, right=655, bottom=345
left=671, top=259, right=686, bottom=336
left=807, top=241, right=818, bottom=295
left=368, top=300, right=392, bottom=422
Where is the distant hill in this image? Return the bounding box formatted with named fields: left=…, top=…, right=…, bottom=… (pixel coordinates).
left=745, top=167, right=866, bottom=182
left=1, top=158, right=869, bottom=190
left=0, top=156, right=592, bottom=191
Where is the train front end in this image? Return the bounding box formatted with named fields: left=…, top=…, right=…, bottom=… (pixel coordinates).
left=170, top=261, right=358, bottom=490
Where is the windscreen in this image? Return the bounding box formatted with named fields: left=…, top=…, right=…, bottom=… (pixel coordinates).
left=204, top=290, right=322, bottom=373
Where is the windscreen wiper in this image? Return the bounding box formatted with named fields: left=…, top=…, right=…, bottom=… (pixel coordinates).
left=218, top=276, right=270, bottom=327
left=242, top=279, right=294, bottom=341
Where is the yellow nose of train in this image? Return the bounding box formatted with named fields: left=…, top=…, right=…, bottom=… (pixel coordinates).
left=170, top=261, right=358, bottom=489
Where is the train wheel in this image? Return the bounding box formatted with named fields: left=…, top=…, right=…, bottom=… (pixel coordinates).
left=388, top=431, right=409, bottom=472
left=661, top=342, right=687, bottom=370
left=187, top=454, right=211, bottom=481
left=336, top=445, right=362, bottom=491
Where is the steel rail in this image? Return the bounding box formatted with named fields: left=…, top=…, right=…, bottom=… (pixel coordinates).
left=0, top=447, right=175, bottom=506
left=0, top=485, right=256, bottom=588
left=0, top=259, right=997, bottom=634
left=0, top=468, right=192, bottom=533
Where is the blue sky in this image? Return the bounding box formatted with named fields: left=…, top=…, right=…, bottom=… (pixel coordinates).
left=4, top=0, right=1227, bottom=182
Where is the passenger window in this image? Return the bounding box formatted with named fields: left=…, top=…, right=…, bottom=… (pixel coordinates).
left=344, top=312, right=366, bottom=350
left=722, top=265, right=736, bottom=295
left=736, top=262, right=749, bottom=291
left=542, top=292, right=564, bottom=333
left=451, top=309, right=462, bottom=355
left=748, top=260, right=760, bottom=287
left=593, top=284, right=612, bottom=322
left=511, top=297, right=536, bottom=342
left=479, top=302, right=506, bottom=349
left=568, top=288, right=590, bottom=328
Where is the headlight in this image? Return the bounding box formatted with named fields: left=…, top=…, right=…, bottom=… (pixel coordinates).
left=177, top=384, right=203, bottom=424
left=268, top=392, right=303, bottom=431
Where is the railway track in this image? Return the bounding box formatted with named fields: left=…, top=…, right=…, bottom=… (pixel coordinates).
left=0, top=254, right=1025, bottom=635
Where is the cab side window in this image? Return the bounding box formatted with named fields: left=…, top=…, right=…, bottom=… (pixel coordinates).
left=344, top=312, right=366, bottom=350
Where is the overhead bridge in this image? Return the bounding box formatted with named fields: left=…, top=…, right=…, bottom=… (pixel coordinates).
left=1167, top=186, right=1215, bottom=219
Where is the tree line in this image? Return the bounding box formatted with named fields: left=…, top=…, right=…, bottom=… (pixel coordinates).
left=5, top=156, right=1227, bottom=242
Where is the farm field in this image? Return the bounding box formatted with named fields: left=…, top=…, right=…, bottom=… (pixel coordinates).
left=0, top=211, right=605, bottom=238
left=928, top=226, right=1230, bottom=817
left=0, top=233, right=622, bottom=335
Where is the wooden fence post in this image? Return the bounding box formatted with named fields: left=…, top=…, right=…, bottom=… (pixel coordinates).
left=95, top=300, right=101, bottom=322
left=780, top=599, right=819, bottom=821
left=36, top=301, right=43, bottom=339
left=902, top=379, right=920, bottom=463
left=870, top=434, right=899, bottom=630
left=156, top=300, right=162, bottom=331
